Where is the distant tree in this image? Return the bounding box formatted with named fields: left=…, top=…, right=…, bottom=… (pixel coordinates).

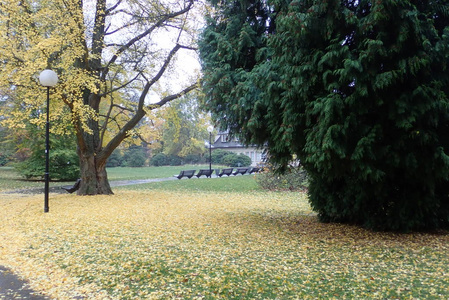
left=106, top=150, right=123, bottom=168
left=122, top=145, right=147, bottom=167
left=199, top=0, right=449, bottom=231
left=161, top=93, right=211, bottom=159
left=184, top=154, right=206, bottom=164
left=1, top=88, right=79, bottom=179
left=150, top=153, right=169, bottom=167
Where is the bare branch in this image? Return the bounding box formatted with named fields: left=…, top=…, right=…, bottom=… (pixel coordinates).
left=98, top=72, right=141, bottom=98
left=101, top=81, right=198, bottom=163
left=176, top=5, right=189, bottom=44
left=105, top=20, right=140, bottom=36
left=103, top=0, right=194, bottom=80
left=151, top=82, right=199, bottom=108
left=146, top=44, right=180, bottom=86
left=112, top=104, right=135, bottom=112
left=105, top=0, right=123, bottom=15
left=136, top=43, right=182, bottom=111
left=178, top=44, right=198, bottom=51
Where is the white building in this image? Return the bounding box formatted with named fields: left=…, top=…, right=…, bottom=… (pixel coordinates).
left=211, top=132, right=264, bottom=167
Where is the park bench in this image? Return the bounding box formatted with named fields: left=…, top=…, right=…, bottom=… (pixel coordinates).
left=195, top=169, right=214, bottom=178
left=174, top=170, right=196, bottom=179
left=248, top=167, right=260, bottom=174
left=232, top=167, right=249, bottom=176
left=62, top=178, right=81, bottom=193
left=217, top=168, right=234, bottom=177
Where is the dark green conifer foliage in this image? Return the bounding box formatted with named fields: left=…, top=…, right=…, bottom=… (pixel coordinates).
left=199, top=0, right=274, bottom=139
left=199, top=0, right=449, bottom=231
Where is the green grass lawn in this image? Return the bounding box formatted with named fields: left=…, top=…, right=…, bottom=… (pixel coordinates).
left=0, top=165, right=233, bottom=192
left=116, top=175, right=260, bottom=193
left=1, top=167, right=448, bottom=299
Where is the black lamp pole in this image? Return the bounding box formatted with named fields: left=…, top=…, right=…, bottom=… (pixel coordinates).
left=39, top=69, right=58, bottom=213
left=209, top=131, right=212, bottom=176
left=207, top=125, right=213, bottom=178
left=44, top=86, right=50, bottom=213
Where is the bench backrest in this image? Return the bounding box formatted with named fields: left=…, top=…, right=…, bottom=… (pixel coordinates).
left=249, top=167, right=259, bottom=173
left=183, top=170, right=196, bottom=176
left=198, top=169, right=213, bottom=175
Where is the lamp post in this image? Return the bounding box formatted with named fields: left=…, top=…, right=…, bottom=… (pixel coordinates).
left=39, top=69, right=58, bottom=213
left=207, top=125, right=214, bottom=177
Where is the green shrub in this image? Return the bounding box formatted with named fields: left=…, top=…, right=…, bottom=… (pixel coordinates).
left=150, top=153, right=168, bottom=166
left=212, top=149, right=251, bottom=167
left=50, top=149, right=80, bottom=180
left=221, top=153, right=236, bottom=166
left=16, top=148, right=80, bottom=181
left=222, top=153, right=252, bottom=167
left=168, top=155, right=182, bottom=166
left=255, top=166, right=308, bottom=192
left=184, top=154, right=206, bottom=164
left=234, top=153, right=252, bottom=167
left=106, top=150, right=123, bottom=167
left=0, top=152, right=10, bottom=166
left=211, top=149, right=231, bottom=164
left=122, top=146, right=147, bottom=167
left=149, top=153, right=183, bottom=166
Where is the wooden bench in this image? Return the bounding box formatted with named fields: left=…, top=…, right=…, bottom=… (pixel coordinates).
left=195, top=169, right=214, bottom=178
left=174, top=170, right=196, bottom=179
left=248, top=167, right=260, bottom=174
left=62, top=178, right=81, bottom=193
left=232, top=167, right=249, bottom=176
left=217, top=168, right=234, bottom=177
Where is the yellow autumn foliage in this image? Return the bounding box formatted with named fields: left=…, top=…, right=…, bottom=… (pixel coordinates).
left=0, top=0, right=98, bottom=135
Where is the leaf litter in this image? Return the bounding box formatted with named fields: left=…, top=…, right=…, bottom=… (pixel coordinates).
left=0, top=190, right=447, bottom=299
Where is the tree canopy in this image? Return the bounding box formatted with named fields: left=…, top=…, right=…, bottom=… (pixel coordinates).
left=161, top=92, right=211, bottom=159
left=0, top=0, right=200, bottom=194
left=199, top=0, right=449, bottom=231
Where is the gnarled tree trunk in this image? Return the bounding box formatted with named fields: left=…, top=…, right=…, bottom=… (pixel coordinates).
left=77, top=151, right=112, bottom=195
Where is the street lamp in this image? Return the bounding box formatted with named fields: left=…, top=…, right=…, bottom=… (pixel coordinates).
left=207, top=125, right=214, bottom=177
left=39, top=69, right=58, bottom=213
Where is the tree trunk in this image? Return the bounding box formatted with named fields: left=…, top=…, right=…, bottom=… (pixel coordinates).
left=77, top=150, right=113, bottom=195
left=75, top=92, right=113, bottom=195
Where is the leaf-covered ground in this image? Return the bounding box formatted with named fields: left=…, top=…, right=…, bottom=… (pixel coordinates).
left=0, top=190, right=447, bottom=299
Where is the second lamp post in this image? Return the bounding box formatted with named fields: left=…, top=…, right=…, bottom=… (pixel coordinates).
left=207, top=126, right=214, bottom=176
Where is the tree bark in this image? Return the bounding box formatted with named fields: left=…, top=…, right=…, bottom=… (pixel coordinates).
left=77, top=150, right=113, bottom=195
left=75, top=94, right=113, bottom=195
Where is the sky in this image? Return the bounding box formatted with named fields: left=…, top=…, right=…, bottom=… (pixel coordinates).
left=82, top=0, right=203, bottom=104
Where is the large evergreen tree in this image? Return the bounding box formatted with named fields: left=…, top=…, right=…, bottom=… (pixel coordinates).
left=199, top=0, right=449, bottom=231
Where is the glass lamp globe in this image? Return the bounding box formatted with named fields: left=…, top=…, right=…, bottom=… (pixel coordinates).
left=39, top=69, right=59, bottom=87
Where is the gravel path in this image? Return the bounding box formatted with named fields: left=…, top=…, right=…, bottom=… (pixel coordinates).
left=3, top=176, right=180, bottom=195
left=0, top=266, right=50, bottom=300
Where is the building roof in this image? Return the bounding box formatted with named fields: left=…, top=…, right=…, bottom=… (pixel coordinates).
left=212, top=137, right=244, bottom=149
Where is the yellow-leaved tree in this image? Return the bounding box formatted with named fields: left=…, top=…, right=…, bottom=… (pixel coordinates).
left=0, top=0, right=200, bottom=194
